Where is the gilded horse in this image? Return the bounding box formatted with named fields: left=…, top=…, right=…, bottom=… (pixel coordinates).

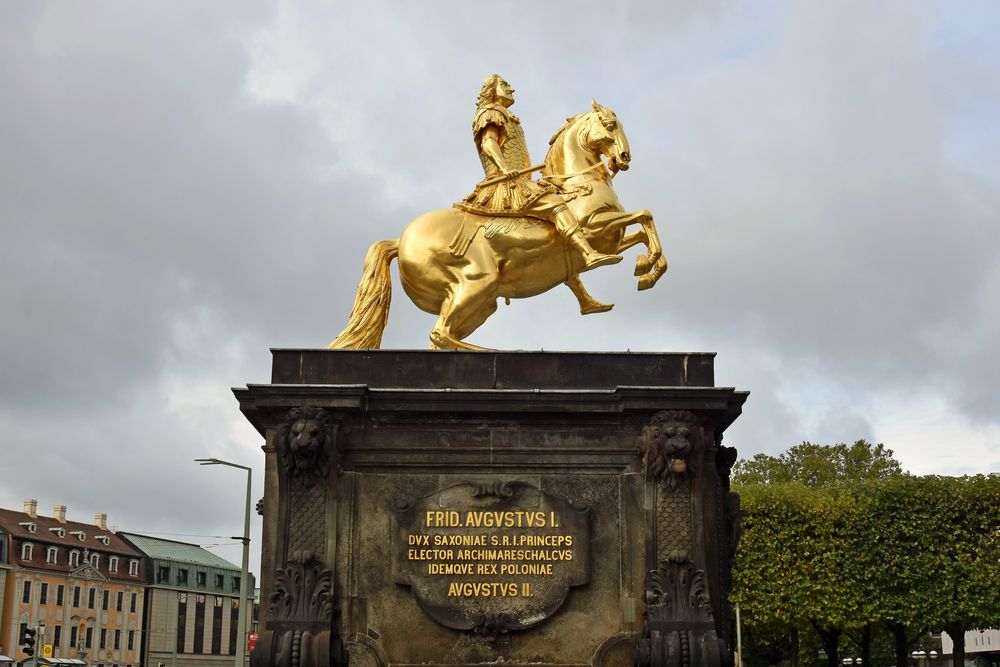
left=330, top=101, right=667, bottom=350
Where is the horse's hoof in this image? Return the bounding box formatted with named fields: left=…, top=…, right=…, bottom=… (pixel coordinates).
left=638, top=275, right=655, bottom=291
left=580, top=302, right=614, bottom=315
left=634, top=256, right=652, bottom=276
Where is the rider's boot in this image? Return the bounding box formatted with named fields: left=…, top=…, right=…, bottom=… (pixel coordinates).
left=554, top=210, right=622, bottom=272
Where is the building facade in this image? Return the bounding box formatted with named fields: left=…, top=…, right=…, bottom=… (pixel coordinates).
left=0, top=500, right=146, bottom=666
left=0, top=527, right=11, bottom=660
left=118, top=533, right=255, bottom=667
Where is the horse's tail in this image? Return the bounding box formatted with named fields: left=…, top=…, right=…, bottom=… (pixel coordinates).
left=328, top=239, right=400, bottom=349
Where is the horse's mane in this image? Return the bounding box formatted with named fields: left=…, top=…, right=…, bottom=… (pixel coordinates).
left=548, top=113, right=584, bottom=146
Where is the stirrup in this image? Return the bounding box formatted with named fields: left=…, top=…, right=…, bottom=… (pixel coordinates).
left=581, top=253, right=623, bottom=271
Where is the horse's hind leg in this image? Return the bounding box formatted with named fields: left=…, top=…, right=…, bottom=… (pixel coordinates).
left=429, top=274, right=500, bottom=350
left=565, top=274, right=613, bottom=315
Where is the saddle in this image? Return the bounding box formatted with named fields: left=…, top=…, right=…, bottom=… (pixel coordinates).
left=448, top=182, right=592, bottom=258
left=448, top=212, right=547, bottom=257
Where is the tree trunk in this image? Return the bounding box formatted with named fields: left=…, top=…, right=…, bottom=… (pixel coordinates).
left=946, top=622, right=966, bottom=667
left=811, top=621, right=841, bottom=667
left=846, top=624, right=872, bottom=667
left=887, top=621, right=911, bottom=667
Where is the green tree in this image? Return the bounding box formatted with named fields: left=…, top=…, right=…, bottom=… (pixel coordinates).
left=733, top=483, right=872, bottom=667
left=734, top=472, right=1000, bottom=667
left=732, top=440, right=904, bottom=486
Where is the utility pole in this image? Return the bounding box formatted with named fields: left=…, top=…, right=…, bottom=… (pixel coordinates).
left=196, top=458, right=252, bottom=667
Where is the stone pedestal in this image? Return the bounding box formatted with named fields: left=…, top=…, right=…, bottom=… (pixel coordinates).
left=235, top=350, right=747, bottom=667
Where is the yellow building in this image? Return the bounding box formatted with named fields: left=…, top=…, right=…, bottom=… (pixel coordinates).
left=0, top=500, right=145, bottom=667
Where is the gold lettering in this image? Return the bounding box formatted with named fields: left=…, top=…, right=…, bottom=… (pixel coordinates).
left=446, top=582, right=520, bottom=597
left=425, top=511, right=461, bottom=527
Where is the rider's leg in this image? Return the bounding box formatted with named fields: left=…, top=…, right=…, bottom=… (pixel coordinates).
left=530, top=194, right=622, bottom=272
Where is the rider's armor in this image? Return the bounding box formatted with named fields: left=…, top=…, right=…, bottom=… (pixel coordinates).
left=454, top=103, right=556, bottom=217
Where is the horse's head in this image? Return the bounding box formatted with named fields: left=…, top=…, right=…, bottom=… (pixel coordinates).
left=581, top=100, right=631, bottom=172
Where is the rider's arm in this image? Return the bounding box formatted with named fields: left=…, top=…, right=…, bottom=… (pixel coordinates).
left=479, top=125, right=512, bottom=174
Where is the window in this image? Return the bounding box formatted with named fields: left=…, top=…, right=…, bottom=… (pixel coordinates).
left=157, top=565, right=170, bottom=583
left=103, top=590, right=109, bottom=610
left=47, top=546, right=58, bottom=563
left=196, top=571, right=207, bottom=587
left=193, top=594, right=206, bottom=653
left=21, top=542, right=33, bottom=561
left=54, top=625, right=62, bottom=647
left=232, top=575, right=240, bottom=592
left=100, top=628, right=107, bottom=649
left=85, top=626, right=93, bottom=649
left=90, top=553, right=100, bottom=568
left=96, top=535, right=109, bottom=545
left=73, top=585, right=81, bottom=607
left=127, top=630, right=134, bottom=651
left=109, top=556, right=118, bottom=572
left=40, top=582, right=48, bottom=604
left=70, top=625, right=78, bottom=648
left=229, top=599, right=239, bottom=655
left=50, top=527, right=65, bottom=538
left=177, top=568, right=189, bottom=585
left=69, top=550, right=80, bottom=567
left=214, top=573, right=224, bottom=589
left=22, top=580, right=32, bottom=604
left=211, top=597, right=224, bottom=654
left=130, top=592, right=137, bottom=613
left=177, top=593, right=188, bottom=653
left=57, top=584, right=64, bottom=606
left=116, top=591, right=123, bottom=611
left=88, top=587, right=96, bottom=608
left=128, top=559, right=139, bottom=576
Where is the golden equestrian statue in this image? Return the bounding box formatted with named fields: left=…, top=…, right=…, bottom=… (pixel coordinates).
left=329, top=74, right=667, bottom=350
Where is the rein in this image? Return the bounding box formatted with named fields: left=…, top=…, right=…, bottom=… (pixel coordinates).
left=542, top=158, right=614, bottom=183
left=479, top=158, right=613, bottom=188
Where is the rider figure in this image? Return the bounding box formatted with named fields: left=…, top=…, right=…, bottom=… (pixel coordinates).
left=455, top=74, right=622, bottom=272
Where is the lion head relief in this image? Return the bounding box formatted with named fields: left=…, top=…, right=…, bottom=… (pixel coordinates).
left=277, top=407, right=335, bottom=484
left=637, top=410, right=698, bottom=488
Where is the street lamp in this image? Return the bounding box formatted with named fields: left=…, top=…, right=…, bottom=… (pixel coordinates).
left=196, top=458, right=252, bottom=667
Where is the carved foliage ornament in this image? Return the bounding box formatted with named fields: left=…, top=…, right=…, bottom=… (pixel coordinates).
left=267, top=552, right=335, bottom=624
left=276, top=407, right=336, bottom=485
left=638, top=552, right=726, bottom=667
left=637, top=410, right=698, bottom=489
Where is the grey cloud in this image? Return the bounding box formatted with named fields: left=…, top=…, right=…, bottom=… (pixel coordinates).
left=1, top=1, right=999, bottom=582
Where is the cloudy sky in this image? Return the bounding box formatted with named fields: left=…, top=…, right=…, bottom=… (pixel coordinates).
left=2, top=1, right=998, bottom=577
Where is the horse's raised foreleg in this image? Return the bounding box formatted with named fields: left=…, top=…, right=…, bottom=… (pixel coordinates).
left=617, top=228, right=649, bottom=253
left=586, top=208, right=666, bottom=289
left=631, top=210, right=666, bottom=288
left=429, top=271, right=500, bottom=350
left=565, top=274, right=613, bottom=315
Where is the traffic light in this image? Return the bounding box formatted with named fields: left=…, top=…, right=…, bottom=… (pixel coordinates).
left=20, top=626, right=37, bottom=656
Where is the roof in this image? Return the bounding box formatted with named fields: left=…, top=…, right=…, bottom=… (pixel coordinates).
left=0, top=508, right=141, bottom=557
left=0, top=507, right=144, bottom=582
left=118, top=532, right=240, bottom=570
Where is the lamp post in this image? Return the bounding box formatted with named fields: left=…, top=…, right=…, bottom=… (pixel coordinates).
left=196, top=458, right=252, bottom=667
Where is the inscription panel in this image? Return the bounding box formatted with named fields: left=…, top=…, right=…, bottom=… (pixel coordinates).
left=391, top=480, right=590, bottom=635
